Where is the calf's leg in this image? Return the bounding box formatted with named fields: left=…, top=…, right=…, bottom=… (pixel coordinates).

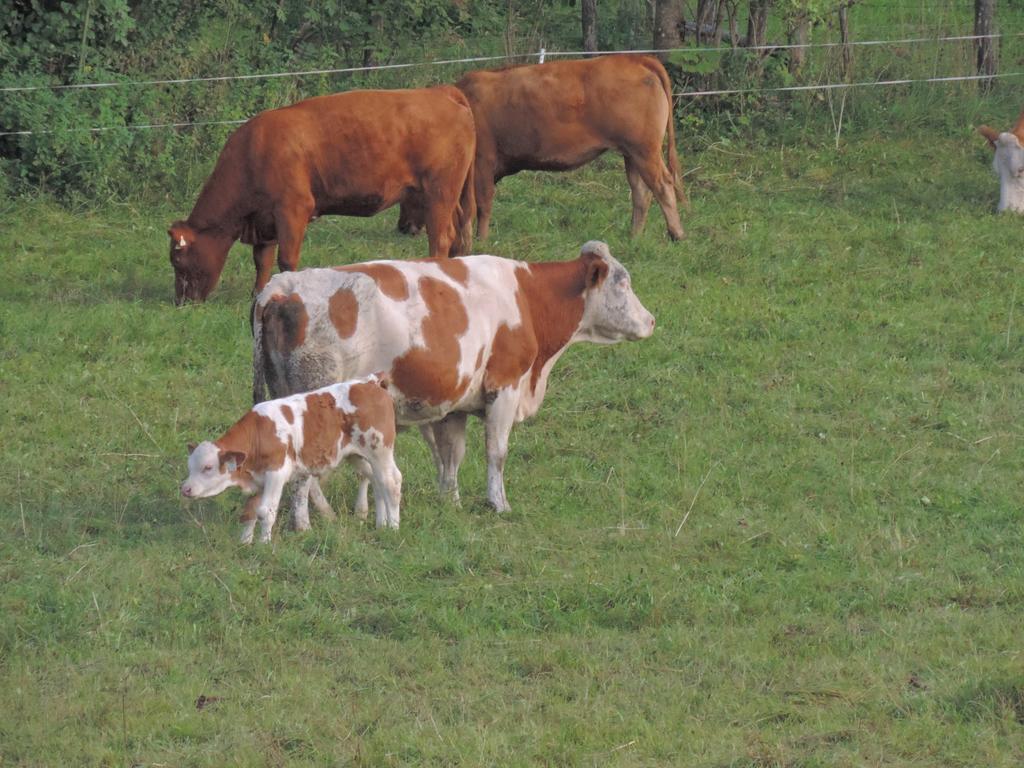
left=255, top=474, right=288, bottom=543
left=238, top=495, right=260, bottom=544
left=368, top=451, right=403, bottom=529
left=308, top=478, right=335, bottom=520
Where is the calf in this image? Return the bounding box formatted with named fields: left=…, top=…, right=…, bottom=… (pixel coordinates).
left=251, top=241, right=655, bottom=516
left=979, top=109, right=1024, bottom=212
left=180, top=375, right=401, bottom=542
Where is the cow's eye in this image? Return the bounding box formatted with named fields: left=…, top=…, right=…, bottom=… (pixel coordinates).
left=202, top=465, right=213, bottom=472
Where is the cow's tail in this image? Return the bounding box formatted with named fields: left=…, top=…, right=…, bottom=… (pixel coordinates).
left=251, top=298, right=268, bottom=405
left=453, top=155, right=476, bottom=256
left=649, top=57, right=689, bottom=209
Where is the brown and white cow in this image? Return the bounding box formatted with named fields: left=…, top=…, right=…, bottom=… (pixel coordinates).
left=979, top=109, right=1024, bottom=213
left=181, top=375, right=401, bottom=542
left=398, top=55, right=686, bottom=241
left=251, top=241, right=655, bottom=515
left=168, top=87, right=476, bottom=304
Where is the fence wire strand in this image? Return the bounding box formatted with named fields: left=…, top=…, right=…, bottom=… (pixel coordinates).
left=0, top=32, right=1018, bottom=94
left=1, top=37, right=1020, bottom=137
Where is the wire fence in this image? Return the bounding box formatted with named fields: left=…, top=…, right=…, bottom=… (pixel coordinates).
left=0, top=32, right=1018, bottom=137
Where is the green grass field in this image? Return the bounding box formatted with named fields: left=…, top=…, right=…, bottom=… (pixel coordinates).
left=2, top=92, right=1023, bottom=766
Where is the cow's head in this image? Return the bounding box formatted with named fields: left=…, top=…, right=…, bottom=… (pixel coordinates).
left=978, top=110, right=1024, bottom=213
left=575, top=241, right=655, bottom=344
left=167, top=221, right=234, bottom=305
left=180, top=441, right=247, bottom=499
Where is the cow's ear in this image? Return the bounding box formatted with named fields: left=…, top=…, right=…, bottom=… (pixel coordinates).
left=1012, top=108, right=1024, bottom=143
left=168, top=222, right=192, bottom=250
left=187, top=441, right=198, bottom=455
left=585, top=257, right=609, bottom=289
left=978, top=125, right=1000, bottom=149
left=220, top=451, right=246, bottom=473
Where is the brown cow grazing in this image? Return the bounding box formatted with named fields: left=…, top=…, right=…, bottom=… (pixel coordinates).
left=167, top=87, right=476, bottom=304
left=398, top=54, right=686, bottom=242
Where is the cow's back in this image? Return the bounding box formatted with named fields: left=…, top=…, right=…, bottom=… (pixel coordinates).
left=457, top=55, right=671, bottom=171
left=238, top=88, right=475, bottom=213
left=254, top=258, right=526, bottom=423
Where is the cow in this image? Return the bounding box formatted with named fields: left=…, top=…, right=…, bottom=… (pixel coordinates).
left=979, top=109, right=1024, bottom=213
left=397, top=55, right=686, bottom=242
left=180, top=374, right=402, bottom=543
left=251, top=240, right=656, bottom=521
left=167, top=87, right=476, bottom=304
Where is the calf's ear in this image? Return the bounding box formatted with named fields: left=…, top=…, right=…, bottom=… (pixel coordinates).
left=978, top=125, right=1000, bottom=149
left=220, top=451, right=247, bottom=473
left=187, top=441, right=197, bottom=455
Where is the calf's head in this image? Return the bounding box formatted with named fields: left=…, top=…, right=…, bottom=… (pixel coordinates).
left=167, top=221, right=234, bottom=305
left=576, top=241, right=656, bottom=344
left=978, top=110, right=1024, bottom=213
left=181, top=441, right=247, bottom=499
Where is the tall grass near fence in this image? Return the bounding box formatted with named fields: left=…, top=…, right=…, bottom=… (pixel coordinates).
left=1, top=89, right=1023, bottom=763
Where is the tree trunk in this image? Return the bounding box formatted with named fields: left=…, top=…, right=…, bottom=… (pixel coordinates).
left=975, top=0, right=997, bottom=89
left=582, top=0, right=598, bottom=54
left=839, top=3, right=851, bottom=81
left=788, top=13, right=809, bottom=76
left=654, top=0, right=683, bottom=59
left=696, top=0, right=722, bottom=45
left=746, top=0, right=772, bottom=49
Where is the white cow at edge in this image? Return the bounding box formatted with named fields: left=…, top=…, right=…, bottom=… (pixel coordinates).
left=979, top=109, right=1024, bottom=213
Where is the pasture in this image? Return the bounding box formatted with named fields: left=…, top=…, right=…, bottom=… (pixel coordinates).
left=2, top=98, right=1023, bottom=766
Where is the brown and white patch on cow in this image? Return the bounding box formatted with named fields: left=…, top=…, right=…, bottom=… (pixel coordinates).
left=328, top=287, right=359, bottom=339
left=280, top=404, right=294, bottom=424
left=428, top=257, right=470, bottom=286
left=338, top=263, right=410, bottom=301
left=215, top=410, right=288, bottom=490
left=392, top=276, right=472, bottom=408
left=484, top=283, right=538, bottom=392
left=263, top=292, right=310, bottom=355
left=348, top=380, right=397, bottom=447
left=299, top=391, right=349, bottom=469
left=513, top=260, right=589, bottom=393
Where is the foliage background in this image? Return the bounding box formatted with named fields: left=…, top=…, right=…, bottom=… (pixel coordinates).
left=4, top=0, right=1024, bottom=202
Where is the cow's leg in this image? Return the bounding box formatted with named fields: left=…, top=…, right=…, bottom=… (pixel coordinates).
left=474, top=166, right=498, bottom=242
left=252, top=242, right=277, bottom=294
left=398, top=196, right=425, bottom=236
left=255, top=474, right=288, bottom=543
left=346, top=456, right=372, bottom=521
left=273, top=200, right=314, bottom=272
left=628, top=150, right=684, bottom=241
left=308, top=478, right=335, bottom=520
left=624, top=157, right=654, bottom=237
left=422, top=189, right=458, bottom=259
left=432, top=412, right=468, bottom=504
left=238, top=495, right=260, bottom=544
left=290, top=475, right=313, bottom=532
left=483, top=389, right=519, bottom=513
